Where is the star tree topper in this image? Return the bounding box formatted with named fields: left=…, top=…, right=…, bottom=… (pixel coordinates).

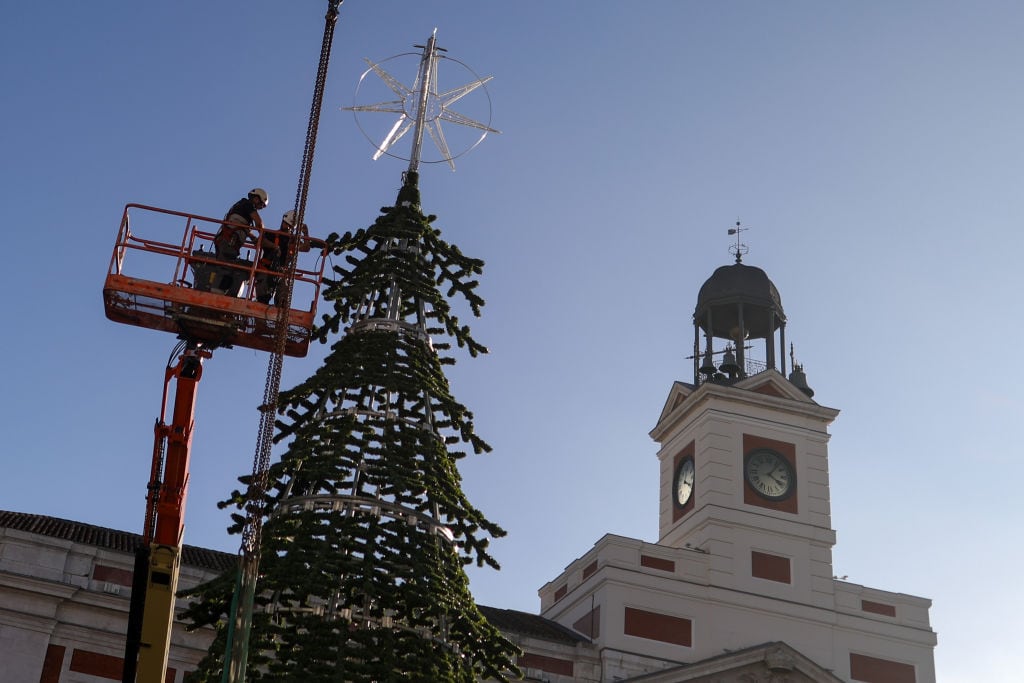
left=346, top=29, right=500, bottom=172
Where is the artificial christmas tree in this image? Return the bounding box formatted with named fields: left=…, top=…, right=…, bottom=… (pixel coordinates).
left=182, top=171, right=519, bottom=682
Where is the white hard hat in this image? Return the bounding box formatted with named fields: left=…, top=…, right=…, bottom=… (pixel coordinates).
left=248, top=187, right=269, bottom=207
left=282, top=210, right=297, bottom=226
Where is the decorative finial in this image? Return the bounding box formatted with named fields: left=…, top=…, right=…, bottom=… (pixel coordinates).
left=727, top=220, right=748, bottom=263
left=788, top=344, right=815, bottom=398
left=345, top=31, right=500, bottom=172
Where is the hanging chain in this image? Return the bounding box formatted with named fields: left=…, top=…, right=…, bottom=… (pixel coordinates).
left=242, top=0, right=342, bottom=558
left=222, top=5, right=343, bottom=682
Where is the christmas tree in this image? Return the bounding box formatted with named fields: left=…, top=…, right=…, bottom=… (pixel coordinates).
left=182, top=170, right=519, bottom=682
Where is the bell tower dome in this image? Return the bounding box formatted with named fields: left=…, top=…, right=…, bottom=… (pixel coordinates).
left=693, top=225, right=787, bottom=383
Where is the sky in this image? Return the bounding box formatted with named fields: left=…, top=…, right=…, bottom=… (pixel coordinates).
left=1, top=2, right=1021, bottom=681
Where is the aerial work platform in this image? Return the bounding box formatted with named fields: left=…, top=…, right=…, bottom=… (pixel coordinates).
left=103, top=203, right=328, bottom=357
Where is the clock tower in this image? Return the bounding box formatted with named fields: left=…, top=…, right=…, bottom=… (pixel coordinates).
left=653, top=254, right=841, bottom=605
left=537, top=248, right=937, bottom=682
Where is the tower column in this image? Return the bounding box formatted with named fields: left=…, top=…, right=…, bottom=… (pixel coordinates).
left=736, top=303, right=745, bottom=377
left=693, top=320, right=700, bottom=383
left=780, top=323, right=787, bottom=377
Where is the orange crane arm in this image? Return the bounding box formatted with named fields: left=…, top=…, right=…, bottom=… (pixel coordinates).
left=149, top=347, right=205, bottom=546
left=123, top=343, right=211, bottom=683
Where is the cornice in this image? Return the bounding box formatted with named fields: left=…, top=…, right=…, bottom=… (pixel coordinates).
left=651, top=377, right=839, bottom=443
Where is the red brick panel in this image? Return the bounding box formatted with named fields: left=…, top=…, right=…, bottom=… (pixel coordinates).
left=70, top=649, right=123, bottom=680
left=623, top=606, right=692, bottom=647
left=582, top=560, right=598, bottom=580
left=753, top=383, right=786, bottom=398
left=553, top=584, right=567, bottom=602
left=640, top=555, right=675, bottom=573
left=572, top=605, right=600, bottom=639
left=751, top=551, right=791, bottom=584
left=861, top=600, right=897, bottom=617
left=93, top=564, right=135, bottom=587
left=38, top=644, right=65, bottom=683
left=518, top=652, right=574, bottom=676
left=850, top=653, right=916, bottom=683
left=67, top=649, right=176, bottom=682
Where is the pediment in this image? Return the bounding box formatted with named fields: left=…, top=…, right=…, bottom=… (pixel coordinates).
left=655, top=381, right=696, bottom=427
left=734, top=369, right=816, bottom=403
left=651, top=371, right=833, bottom=444
left=624, top=641, right=843, bottom=682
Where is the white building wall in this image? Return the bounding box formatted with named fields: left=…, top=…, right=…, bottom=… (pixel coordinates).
left=0, top=527, right=218, bottom=683
left=540, top=534, right=936, bottom=683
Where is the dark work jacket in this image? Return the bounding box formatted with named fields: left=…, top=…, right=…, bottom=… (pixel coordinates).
left=224, top=197, right=259, bottom=225
left=215, top=198, right=259, bottom=256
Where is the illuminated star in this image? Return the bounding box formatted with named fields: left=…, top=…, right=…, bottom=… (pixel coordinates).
left=346, top=44, right=499, bottom=171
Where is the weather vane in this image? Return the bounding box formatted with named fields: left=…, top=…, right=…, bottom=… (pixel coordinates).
left=344, top=29, right=499, bottom=172
left=727, top=220, right=749, bottom=263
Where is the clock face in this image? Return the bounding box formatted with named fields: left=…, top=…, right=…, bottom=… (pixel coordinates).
left=674, top=457, right=695, bottom=507
left=744, top=449, right=794, bottom=501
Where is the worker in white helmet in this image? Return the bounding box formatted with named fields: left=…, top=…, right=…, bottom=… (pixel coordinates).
left=255, top=209, right=310, bottom=305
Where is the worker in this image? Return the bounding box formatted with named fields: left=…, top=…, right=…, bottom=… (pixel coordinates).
left=255, top=209, right=311, bottom=305
left=214, top=187, right=269, bottom=260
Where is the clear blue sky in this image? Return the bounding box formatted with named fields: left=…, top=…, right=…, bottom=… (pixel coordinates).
left=2, top=3, right=1020, bottom=681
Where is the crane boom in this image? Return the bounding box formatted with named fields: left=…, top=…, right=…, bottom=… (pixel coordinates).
left=123, top=342, right=211, bottom=683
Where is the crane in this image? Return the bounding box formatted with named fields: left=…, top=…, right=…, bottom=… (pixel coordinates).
left=102, top=3, right=342, bottom=681
left=104, top=204, right=327, bottom=682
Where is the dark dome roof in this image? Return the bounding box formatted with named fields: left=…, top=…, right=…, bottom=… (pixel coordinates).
left=694, top=261, right=785, bottom=340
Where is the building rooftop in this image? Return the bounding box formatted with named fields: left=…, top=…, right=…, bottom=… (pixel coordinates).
left=0, top=510, right=236, bottom=573
left=478, top=605, right=590, bottom=645
left=0, top=510, right=582, bottom=645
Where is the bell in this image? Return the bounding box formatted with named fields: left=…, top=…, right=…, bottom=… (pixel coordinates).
left=728, top=325, right=750, bottom=342
left=699, top=349, right=717, bottom=376
left=719, top=347, right=740, bottom=376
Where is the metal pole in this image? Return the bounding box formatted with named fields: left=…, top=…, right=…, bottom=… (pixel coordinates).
left=408, top=31, right=437, bottom=173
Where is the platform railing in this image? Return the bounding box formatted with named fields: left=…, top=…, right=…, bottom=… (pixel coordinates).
left=108, top=203, right=327, bottom=310
left=103, top=203, right=329, bottom=357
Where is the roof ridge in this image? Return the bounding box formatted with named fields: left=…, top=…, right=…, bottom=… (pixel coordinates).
left=0, top=510, right=236, bottom=572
